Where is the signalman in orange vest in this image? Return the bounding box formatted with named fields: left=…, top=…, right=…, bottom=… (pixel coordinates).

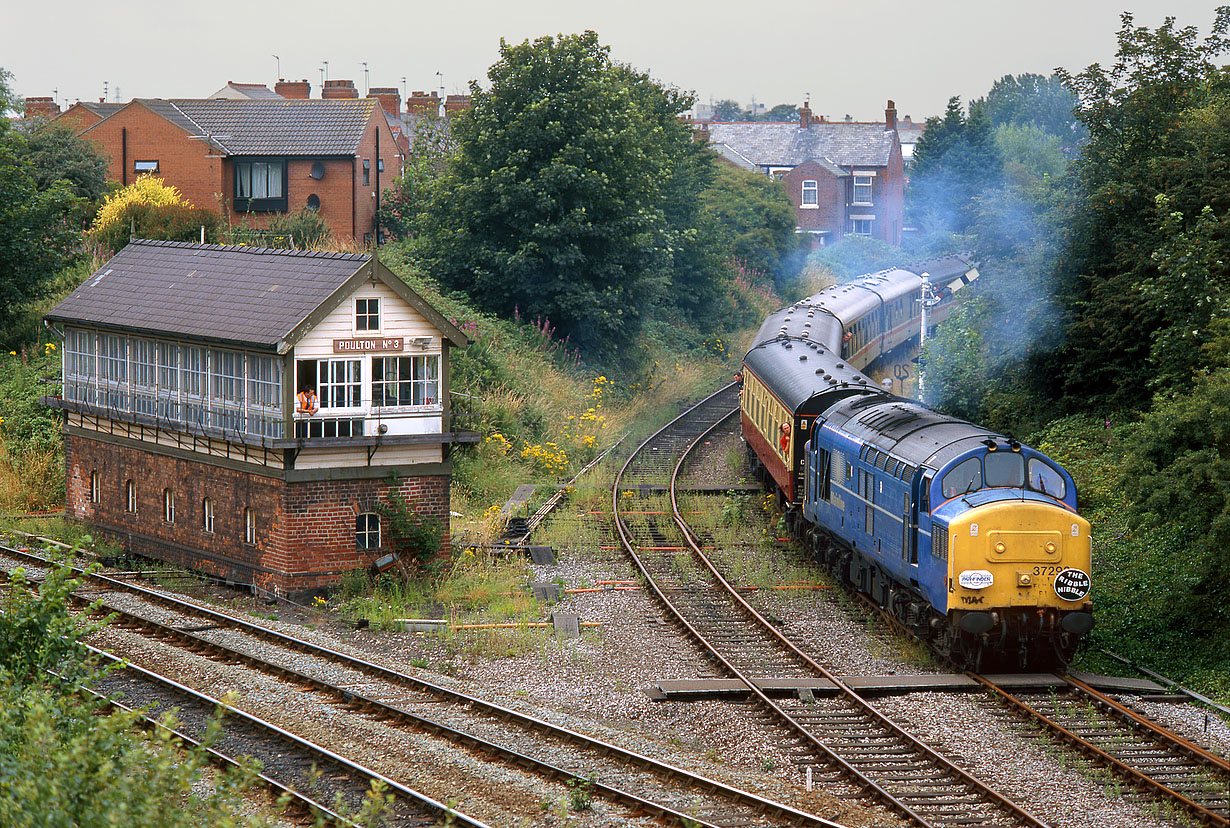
left=296, top=385, right=319, bottom=416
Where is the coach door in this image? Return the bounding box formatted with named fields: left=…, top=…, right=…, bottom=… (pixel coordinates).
left=910, top=471, right=932, bottom=569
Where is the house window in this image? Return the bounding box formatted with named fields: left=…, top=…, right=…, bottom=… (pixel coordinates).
left=134, top=160, right=159, bottom=174
left=164, top=489, right=175, bottom=523
left=356, top=298, right=380, bottom=331
left=356, top=512, right=380, bottom=549
left=801, top=180, right=818, bottom=207
left=244, top=508, right=256, bottom=544
left=853, top=175, right=874, bottom=206
left=318, top=358, right=362, bottom=408
left=373, top=355, right=439, bottom=407
left=90, top=470, right=100, bottom=504
left=126, top=480, right=137, bottom=513
left=362, top=159, right=371, bottom=186
left=234, top=158, right=287, bottom=212
left=377, top=158, right=384, bottom=173
left=851, top=217, right=873, bottom=236
left=202, top=497, right=215, bottom=533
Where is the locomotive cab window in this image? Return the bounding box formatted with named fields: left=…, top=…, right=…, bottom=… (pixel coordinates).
left=984, top=451, right=1025, bottom=487
left=941, top=457, right=982, bottom=499
left=1028, top=458, right=1066, bottom=499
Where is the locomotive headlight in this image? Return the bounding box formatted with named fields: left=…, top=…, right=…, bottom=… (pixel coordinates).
left=1045, top=542, right=1057, bottom=553
left=994, top=542, right=1006, bottom=554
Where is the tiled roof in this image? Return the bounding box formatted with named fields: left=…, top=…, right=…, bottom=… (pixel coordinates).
left=209, top=82, right=284, bottom=100
left=77, top=102, right=125, bottom=119
left=134, top=98, right=377, bottom=156
left=706, top=121, right=898, bottom=169
left=46, top=240, right=370, bottom=348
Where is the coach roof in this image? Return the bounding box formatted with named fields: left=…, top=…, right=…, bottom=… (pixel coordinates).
left=46, top=239, right=467, bottom=353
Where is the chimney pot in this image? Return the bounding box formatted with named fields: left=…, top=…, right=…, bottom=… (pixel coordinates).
left=799, top=101, right=812, bottom=129
left=23, top=96, right=60, bottom=119
left=885, top=99, right=897, bottom=131
left=275, top=78, right=311, bottom=99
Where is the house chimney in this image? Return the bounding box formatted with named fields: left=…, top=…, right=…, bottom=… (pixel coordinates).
left=405, top=90, right=441, bottom=116
left=275, top=78, right=311, bottom=99
left=24, top=96, right=60, bottom=119
left=322, top=79, right=358, bottom=100
left=367, top=87, right=401, bottom=116
left=444, top=94, right=471, bottom=114
left=885, top=99, right=897, bottom=131
left=799, top=101, right=812, bottom=129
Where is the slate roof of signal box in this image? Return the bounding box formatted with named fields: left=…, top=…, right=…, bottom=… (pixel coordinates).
left=46, top=240, right=373, bottom=349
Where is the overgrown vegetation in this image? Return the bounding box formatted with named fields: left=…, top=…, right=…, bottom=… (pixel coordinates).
left=90, top=176, right=222, bottom=253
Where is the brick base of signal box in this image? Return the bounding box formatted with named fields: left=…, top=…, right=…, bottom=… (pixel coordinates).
left=64, top=433, right=450, bottom=596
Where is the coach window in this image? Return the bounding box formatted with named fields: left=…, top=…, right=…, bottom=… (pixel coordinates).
left=202, top=497, right=215, bottom=534
left=1027, top=458, right=1066, bottom=499
left=164, top=489, right=175, bottom=523
left=125, top=480, right=137, bottom=513
left=356, top=512, right=380, bottom=549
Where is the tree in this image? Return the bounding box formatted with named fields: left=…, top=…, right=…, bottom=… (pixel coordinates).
left=712, top=99, right=745, bottom=121
left=761, top=103, right=798, bottom=122
left=23, top=122, right=110, bottom=202
left=91, top=177, right=221, bottom=252
left=976, top=73, right=1084, bottom=153
left=379, top=114, right=458, bottom=240
left=907, top=97, right=1002, bottom=234
left=1049, top=7, right=1230, bottom=410
left=698, top=163, right=798, bottom=277
left=415, top=31, right=720, bottom=355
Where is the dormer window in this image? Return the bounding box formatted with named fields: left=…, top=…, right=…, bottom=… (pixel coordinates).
left=356, top=298, right=380, bottom=332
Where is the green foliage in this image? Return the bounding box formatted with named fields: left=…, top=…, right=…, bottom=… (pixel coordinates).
left=908, top=97, right=1003, bottom=234
left=976, top=73, right=1084, bottom=153
left=0, top=67, right=18, bottom=122
left=0, top=132, right=82, bottom=334
left=376, top=485, right=444, bottom=570
left=22, top=122, right=111, bottom=202
left=411, top=31, right=721, bottom=356
left=91, top=177, right=222, bottom=253
left=807, top=235, right=907, bottom=279
left=267, top=207, right=331, bottom=249
left=1051, top=7, right=1230, bottom=410
left=919, top=297, right=992, bottom=419
left=378, top=114, right=457, bottom=240
left=698, top=163, right=800, bottom=278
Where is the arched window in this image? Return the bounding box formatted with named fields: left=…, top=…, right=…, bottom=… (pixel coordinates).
left=164, top=489, right=175, bottom=523
left=202, top=497, right=214, bottom=533
left=90, top=470, right=100, bottom=504
left=356, top=512, right=380, bottom=549
left=125, top=480, right=137, bottom=513
left=244, top=508, right=256, bottom=545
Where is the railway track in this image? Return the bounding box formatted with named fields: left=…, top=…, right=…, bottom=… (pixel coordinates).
left=84, top=643, right=485, bottom=828
left=613, top=384, right=1048, bottom=828
left=0, top=543, right=842, bottom=828
left=974, top=672, right=1230, bottom=826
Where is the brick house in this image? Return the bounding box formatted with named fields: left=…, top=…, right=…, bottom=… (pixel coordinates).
left=44, top=240, right=474, bottom=595
left=706, top=101, right=905, bottom=245
left=76, top=98, right=402, bottom=242
left=48, top=100, right=125, bottom=131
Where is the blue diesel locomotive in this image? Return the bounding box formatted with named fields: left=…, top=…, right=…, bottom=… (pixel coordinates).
left=741, top=258, right=1093, bottom=669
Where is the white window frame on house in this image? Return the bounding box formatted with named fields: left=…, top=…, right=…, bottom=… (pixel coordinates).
left=90, top=470, right=99, bottom=504
left=801, top=180, right=818, bottom=208
left=355, top=297, right=380, bottom=332
left=852, top=173, right=875, bottom=206
left=850, top=215, right=875, bottom=236
left=164, top=489, right=175, bottom=523
left=244, top=508, right=256, bottom=545
left=202, top=497, right=215, bottom=533
left=133, top=160, right=159, bottom=174
left=372, top=355, right=441, bottom=408
left=318, top=358, right=363, bottom=409
left=126, top=479, right=137, bottom=513
left=356, top=512, right=380, bottom=549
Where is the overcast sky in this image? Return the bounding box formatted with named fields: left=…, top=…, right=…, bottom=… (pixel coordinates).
left=3, top=1, right=1223, bottom=121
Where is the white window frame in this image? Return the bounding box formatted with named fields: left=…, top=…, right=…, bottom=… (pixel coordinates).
left=853, top=174, right=875, bottom=207
left=356, top=512, right=380, bottom=549
left=244, top=508, right=256, bottom=545
left=164, top=489, right=175, bottom=523
left=372, top=354, right=441, bottom=409
left=90, top=470, right=100, bottom=504
left=355, top=297, right=381, bottom=333
left=801, top=179, right=818, bottom=208
left=202, top=497, right=215, bottom=534
left=318, top=358, right=363, bottom=410
left=851, top=216, right=874, bottom=236
left=126, top=479, right=137, bottom=513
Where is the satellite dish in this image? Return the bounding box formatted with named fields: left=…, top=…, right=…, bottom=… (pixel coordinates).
left=306, top=194, right=320, bottom=210
left=310, top=161, right=325, bottom=180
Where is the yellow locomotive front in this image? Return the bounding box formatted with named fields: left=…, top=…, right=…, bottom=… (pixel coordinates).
left=928, top=446, right=1093, bottom=669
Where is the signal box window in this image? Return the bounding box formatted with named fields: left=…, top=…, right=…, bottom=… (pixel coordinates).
left=356, top=298, right=380, bottom=331
left=373, top=355, right=439, bottom=407
left=356, top=513, right=380, bottom=549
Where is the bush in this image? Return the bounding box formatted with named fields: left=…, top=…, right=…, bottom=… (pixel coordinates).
left=90, top=177, right=221, bottom=252
left=267, top=208, right=331, bottom=249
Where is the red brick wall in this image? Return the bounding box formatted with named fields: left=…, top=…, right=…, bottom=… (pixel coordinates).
left=82, top=103, right=225, bottom=210
left=782, top=162, right=845, bottom=238
left=54, top=105, right=104, bottom=133
left=65, top=432, right=449, bottom=595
